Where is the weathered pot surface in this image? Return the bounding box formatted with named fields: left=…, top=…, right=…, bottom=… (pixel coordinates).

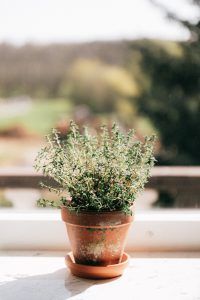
left=61, top=206, right=133, bottom=266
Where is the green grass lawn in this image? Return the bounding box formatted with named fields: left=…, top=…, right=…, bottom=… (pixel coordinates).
left=0, top=98, right=72, bottom=135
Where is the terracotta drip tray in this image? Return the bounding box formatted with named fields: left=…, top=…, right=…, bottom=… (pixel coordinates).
left=65, top=252, right=129, bottom=279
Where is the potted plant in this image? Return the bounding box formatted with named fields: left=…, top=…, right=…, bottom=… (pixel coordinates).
left=34, top=121, right=156, bottom=278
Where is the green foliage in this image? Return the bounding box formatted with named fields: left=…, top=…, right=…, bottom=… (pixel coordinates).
left=34, top=121, right=156, bottom=213
left=128, top=1, right=200, bottom=165
left=135, top=41, right=200, bottom=164
left=62, top=59, right=138, bottom=113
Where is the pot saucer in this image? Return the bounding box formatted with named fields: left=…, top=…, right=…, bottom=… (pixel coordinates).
left=65, top=252, right=129, bottom=279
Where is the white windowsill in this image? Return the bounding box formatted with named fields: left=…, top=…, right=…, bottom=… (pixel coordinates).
left=0, top=209, right=200, bottom=251
left=0, top=251, right=200, bottom=300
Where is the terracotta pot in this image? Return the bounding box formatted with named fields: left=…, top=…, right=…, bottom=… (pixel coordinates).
left=61, top=207, right=133, bottom=266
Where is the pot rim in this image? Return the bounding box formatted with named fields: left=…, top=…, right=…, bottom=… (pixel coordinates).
left=61, top=205, right=134, bottom=215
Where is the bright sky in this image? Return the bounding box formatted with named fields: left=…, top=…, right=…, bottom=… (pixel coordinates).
left=0, top=0, right=199, bottom=44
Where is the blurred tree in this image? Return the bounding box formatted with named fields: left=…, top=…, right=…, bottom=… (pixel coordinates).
left=61, top=59, right=138, bottom=114
left=130, top=1, right=200, bottom=165
left=0, top=42, right=130, bottom=98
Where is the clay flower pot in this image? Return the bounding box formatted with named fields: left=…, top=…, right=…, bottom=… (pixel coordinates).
left=61, top=207, right=133, bottom=266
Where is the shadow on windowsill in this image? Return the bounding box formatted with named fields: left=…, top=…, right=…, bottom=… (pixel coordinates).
left=0, top=268, right=117, bottom=300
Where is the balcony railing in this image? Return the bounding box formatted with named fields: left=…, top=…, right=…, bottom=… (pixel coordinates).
left=0, top=166, right=200, bottom=207
left=0, top=166, right=200, bottom=250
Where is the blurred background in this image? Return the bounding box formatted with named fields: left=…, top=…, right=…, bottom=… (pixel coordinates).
left=0, top=0, right=199, bottom=211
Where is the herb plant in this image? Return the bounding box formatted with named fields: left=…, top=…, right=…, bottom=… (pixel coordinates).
left=34, top=121, right=156, bottom=213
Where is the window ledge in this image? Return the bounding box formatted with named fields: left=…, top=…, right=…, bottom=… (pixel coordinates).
left=0, top=251, right=200, bottom=300
left=0, top=209, right=200, bottom=251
